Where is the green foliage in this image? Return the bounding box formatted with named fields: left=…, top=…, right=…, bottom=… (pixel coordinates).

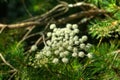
left=25, top=42, right=120, bottom=80
left=113, top=10, right=120, bottom=20
left=83, top=43, right=120, bottom=80
left=0, top=42, right=25, bottom=80
left=89, top=19, right=120, bottom=39
left=0, top=0, right=120, bottom=80
left=28, top=0, right=57, bottom=15
left=0, top=29, right=24, bottom=52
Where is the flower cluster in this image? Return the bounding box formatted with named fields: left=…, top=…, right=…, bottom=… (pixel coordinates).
left=34, top=24, right=92, bottom=66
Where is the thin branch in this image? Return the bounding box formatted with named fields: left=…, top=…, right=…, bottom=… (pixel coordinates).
left=25, top=32, right=42, bottom=41
left=42, top=33, right=47, bottom=46
left=8, top=71, right=17, bottom=80
left=78, top=16, right=94, bottom=25
left=112, top=49, right=120, bottom=54
left=35, top=36, right=43, bottom=45
left=0, top=26, right=6, bottom=33
left=0, top=53, right=17, bottom=70
left=23, top=2, right=68, bottom=22
left=0, top=21, right=40, bottom=29
left=0, top=2, right=107, bottom=29
left=0, top=9, right=106, bottom=29
left=56, top=9, right=106, bottom=24
left=0, top=53, right=18, bottom=79
left=22, top=0, right=32, bottom=17
left=68, top=2, right=97, bottom=9
left=17, top=25, right=36, bottom=47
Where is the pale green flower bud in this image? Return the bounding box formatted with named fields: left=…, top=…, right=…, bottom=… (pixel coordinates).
left=85, top=43, right=92, bottom=50
left=72, top=53, right=77, bottom=57
left=50, top=24, right=56, bottom=29
left=78, top=51, right=85, bottom=57
left=44, top=46, right=50, bottom=50
left=67, top=46, right=72, bottom=50
left=65, top=34, right=69, bottom=39
left=63, top=38, right=66, bottom=41
left=87, top=53, right=93, bottom=58
left=69, top=40, right=74, bottom=45
left=59, top=47, right=64, bottom=51
left=46, top=51, right=52, bottom=56
left=73, top=36, right=79, bottom=41
left=47, top=32, right=52, bottom=38
left=66, top=23, right=72, bottom=29
left=46, top=40, right=52, bottom=46
left=35, top=54, right=42, bottom=59
left=52, top=58, right=59, bottom=64
left=63, top=51, right=69, bottom=56
left=51, top=43, right=56, bottom=47
left=54, top=50, right=59, bottom=55
left=79, top=38, right=84, bottom=43
left=74, top=41, right=80, bottom=45
left=70, top=32, right=75, bottom=37
left=82, top=35, right=88, bottom=42
left=65, top=29, right=71, bottom=34
left=53, top=28, right=57, bottom=32
left=30, top=45, right=37, bottom=51
left=63, top=41, right=69, bottom=46
left=80, top=43, right=86, bottom=49
left=62, top=57, right=68, bottom=63
left=74, top=29, right=79, bottom=33
left=73, top=47, right=78, bottom=52
left=72, top=24, right=78, bottom=29
left=60, top=53, right=65, bottom=57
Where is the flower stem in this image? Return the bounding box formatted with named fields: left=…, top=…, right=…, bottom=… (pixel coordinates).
left=97, top=37, right=103, bottom=47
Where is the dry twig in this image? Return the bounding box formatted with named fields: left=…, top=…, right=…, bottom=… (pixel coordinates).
left=0, top=53, right=18, bottom=79
left=0, top=2, right=107, bottom=29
